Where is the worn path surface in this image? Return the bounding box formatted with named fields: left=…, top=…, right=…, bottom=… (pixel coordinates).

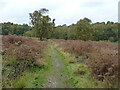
left=43, top=45, right=69, bottom=88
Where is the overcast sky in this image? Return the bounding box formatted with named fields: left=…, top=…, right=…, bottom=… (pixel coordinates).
left=0, top=0, right=119, bottom=25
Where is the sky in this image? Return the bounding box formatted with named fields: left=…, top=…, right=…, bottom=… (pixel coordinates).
left=0, top=0, right=119, bottom=25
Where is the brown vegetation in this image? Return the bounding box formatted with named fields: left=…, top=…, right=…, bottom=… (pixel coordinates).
left=2, top=35, right=47, bottom=87
left=53, top=39, right=118, bottom=85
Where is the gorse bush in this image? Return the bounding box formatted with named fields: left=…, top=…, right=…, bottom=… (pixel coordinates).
left=53, top=39, right=118, bottom=86
left=2, top=35, right=47, bottom=87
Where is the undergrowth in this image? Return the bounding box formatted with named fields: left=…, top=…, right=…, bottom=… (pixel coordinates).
left=2, top=35, right=52, bottom=88
left=52, top=39, right=118, bottom=87
left=54, top=43, right=112, bottom=88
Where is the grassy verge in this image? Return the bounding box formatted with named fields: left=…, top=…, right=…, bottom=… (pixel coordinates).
left=54, top=43, right=109, bottom=88
left=6, top=44, right=53, bottom=88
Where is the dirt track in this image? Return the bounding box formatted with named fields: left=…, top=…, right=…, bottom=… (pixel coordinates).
left=43, top=45, right=68, bottom=88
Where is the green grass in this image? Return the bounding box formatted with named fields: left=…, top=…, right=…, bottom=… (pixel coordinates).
left=2, top=55, right=17, bottom=66
left=54, top=44, right=109, bottom=88
left=3, top=44, right=53, bottom=88
left=13, top=66, right=51, bottom=88
left=98, top=40, right=118, bottom=44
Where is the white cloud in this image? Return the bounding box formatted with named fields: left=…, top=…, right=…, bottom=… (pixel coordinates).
left=0, top=0, right=119, bottom=25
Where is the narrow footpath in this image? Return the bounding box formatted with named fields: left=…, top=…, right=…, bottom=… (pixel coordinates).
left=43, top=45, right=69, bottom=88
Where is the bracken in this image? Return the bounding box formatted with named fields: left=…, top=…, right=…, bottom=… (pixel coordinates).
left=2, top=35, right=47, bottom=87
left=53, top=39, right=118, bottom=86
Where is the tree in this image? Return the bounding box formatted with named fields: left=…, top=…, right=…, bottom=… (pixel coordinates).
left=51, top=25, right=69, bottom=39
left=23, top=30, right=36, bottom=37
left=1, top=22, right=30, bottom=35
left=75, top=18, right=93, bottom=41
left=68, top=24, right=78, bottom=40
left=92, top=21, right=118, bottom=42
left=29, top=8, right=54, bottom=40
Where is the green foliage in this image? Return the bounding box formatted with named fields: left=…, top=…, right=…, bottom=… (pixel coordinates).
left=23, top=30, right=36, bottom=37
left=29, top=8, right=54, bottom=40
left=1, top=22, right=31, bottom=35
left=74, top=18, right=93, bottom=41
left=14, top=78, right=27, bottom=88
left=3, top=55, right=17, bottom=66
left=50, top=19, right=118, bottom=42
left=51, top=25, right=68, bottom=39
left=92, top=22, right=118, bottom=42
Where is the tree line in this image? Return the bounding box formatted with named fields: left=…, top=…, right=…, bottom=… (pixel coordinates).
left=0, top=22, right=31, bottom=35
left=1, top=8, right=119, bottom=42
